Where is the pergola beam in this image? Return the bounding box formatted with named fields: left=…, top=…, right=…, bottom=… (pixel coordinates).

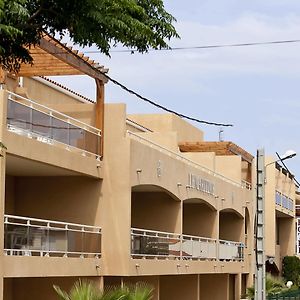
left=179, top=141, right=254, bottom=163
left=38, top=38, right=108, bottom=82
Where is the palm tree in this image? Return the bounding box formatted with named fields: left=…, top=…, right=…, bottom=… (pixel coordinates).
left=54, top=280, right=102, bottom=300
left=54, top=280, right=153, bottom=300
left=246, top=274, right=287, bottom=299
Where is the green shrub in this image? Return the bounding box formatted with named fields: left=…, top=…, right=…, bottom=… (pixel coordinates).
left=246, top=274, right=287, bottom=299
left=282, top=256, right=300, bottom=286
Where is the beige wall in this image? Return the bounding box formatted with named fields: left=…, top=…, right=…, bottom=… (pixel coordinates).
left=4, top=176, right=15, bottom=215
left=24, top=77, right=91, bottom=105
left=183, top=152, right=215, bottom=171
left=219, top=211, right=243, bottom=242
left=4, top=276, right=100, bottom=300
left=215, top=156, right=242, bottom=183
left=241, top=161, right=252, bottom=183
left=128, top=114, right=204, bottom=143
left=100, top=104, right=132, bottom=275
left=183, top=203, right=217, bottom=238
left=265, top=158, right=296, bottom=261
left=131, top=191, right=181, bottom=233
left=200, top=274, right=229, bottom=300
left=160, top=275, right=199, bottom=300
left=265, top=161, right=277, bottom=257
left=5, top=176, right=101, bottom=226
left=277, top=217, right=295, bottom=256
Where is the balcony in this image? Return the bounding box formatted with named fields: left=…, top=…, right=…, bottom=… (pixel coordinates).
left=4, top=215, right=101, bottom=258
left=131, top=228, right=244, bottom=261
left=275, top=191, right=294, bottom=212
left=6, top=92, right=101, bottom=159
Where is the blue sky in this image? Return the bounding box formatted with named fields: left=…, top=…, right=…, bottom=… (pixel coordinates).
left=53, top=0, right=300, bottom=177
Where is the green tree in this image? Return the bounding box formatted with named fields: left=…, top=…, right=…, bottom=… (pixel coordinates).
left=246, top=274, right=287, bottom=299
left=54, top=280, right=153, bottom=300
left=0, top=0, right=179, bottom=73
left=282, top=256, right=300, bottom=286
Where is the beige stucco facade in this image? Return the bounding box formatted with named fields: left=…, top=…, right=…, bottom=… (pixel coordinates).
left=0, top=73, right=297, bottom=299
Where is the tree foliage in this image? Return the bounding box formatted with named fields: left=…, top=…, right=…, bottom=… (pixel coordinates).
left=246, top=274, right=287, bottom=299
left=53, top=280, right=153, bottom=300
left=282, top=256, right=300, bottom=286
left=0, top=0, right=179, bottom=72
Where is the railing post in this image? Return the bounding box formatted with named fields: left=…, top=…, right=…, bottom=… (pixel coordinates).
left=81, top=226, right=84, bottom=258
left=49, top=112, right=53, bottom=140
left=29, top=104, right=33, bottom=132
left=46, top=222, right=50, bottom=257
left=64, top=224, right=68, bottom=258
left=67, top=119, right=70, bottom=149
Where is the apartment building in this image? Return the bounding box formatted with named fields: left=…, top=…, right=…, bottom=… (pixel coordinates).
left=1, top=35, right=295, bottom=300
left=264, top=159, right=296, bottom=275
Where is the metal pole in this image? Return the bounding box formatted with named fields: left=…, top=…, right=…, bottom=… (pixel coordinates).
left=255, top=149, right=266, bottom=300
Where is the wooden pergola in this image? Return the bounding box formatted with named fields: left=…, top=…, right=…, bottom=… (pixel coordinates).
left=179, top=141, right=254, bottom=163
left=2, top=34, right=109, bottom=157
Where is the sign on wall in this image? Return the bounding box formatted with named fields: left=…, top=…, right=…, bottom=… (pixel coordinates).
left=188, top=173, right=215, bottom=196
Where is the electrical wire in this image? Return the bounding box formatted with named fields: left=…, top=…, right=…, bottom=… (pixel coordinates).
left=103, top=72, right=233, bottom=127
left=82, top=38, right=300, bottom=54
left=48, top=36, right=234, bottom=127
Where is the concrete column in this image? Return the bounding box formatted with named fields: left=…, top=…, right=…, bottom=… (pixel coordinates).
left=160, top=275, right=198, bottom=300
left=200, top=274, right=229, bottom=300
left=235, top=273, right=242, bottom=300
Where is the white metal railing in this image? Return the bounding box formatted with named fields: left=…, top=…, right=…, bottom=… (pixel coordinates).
left=181, top=234, right=217, bottom=260
left=4, top=214, right=101, bottom=258
left=6, top=92, right=101, bottom=159
left=219, top=239, right=244, bottom=261
left=131, top=228, right=244, bottom=261
left=131, top=228, right=181, bottom=258
left=275, top=190, right=294, bottom=212
left=242, top=180, right=252, bottom=190
left=127, top=131, right=251, bottom=190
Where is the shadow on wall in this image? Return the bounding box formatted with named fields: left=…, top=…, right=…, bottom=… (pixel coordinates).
left=5, top=175, right=102, bottom=225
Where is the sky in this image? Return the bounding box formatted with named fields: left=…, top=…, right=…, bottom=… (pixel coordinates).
left=52, top=0, right=300, bottom=177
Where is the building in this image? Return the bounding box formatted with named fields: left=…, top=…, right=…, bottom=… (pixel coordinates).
left=0, top=35, right=297, bottom=300
left=264, top=158, right=296, bottom=275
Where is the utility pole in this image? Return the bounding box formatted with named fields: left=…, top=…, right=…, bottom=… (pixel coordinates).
left=255, top=149, right=266, bottom=300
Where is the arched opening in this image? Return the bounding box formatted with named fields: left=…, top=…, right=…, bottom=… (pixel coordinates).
left=219, top=209, right=243, bottom=242
left=183, top=199, right=217, bottom=238
left=131, top=185, right=180, bottom=232
left=131, top=185, right=181, bottom=258
left=182, top=199, right=217, bottom=260
left=219, top=209, right=244, bottom=261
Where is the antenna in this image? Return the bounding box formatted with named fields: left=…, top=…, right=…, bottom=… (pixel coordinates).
left=219, top=127, right=224, bottom=142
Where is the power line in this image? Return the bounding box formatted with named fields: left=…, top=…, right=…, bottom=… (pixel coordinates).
left=49, top=36, right=234, bottom=127
left=81, top=38, right=300, bottom=54
left=104, top=72, right=233, bottom=127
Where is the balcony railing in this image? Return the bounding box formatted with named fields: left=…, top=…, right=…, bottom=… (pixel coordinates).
left=181, top=234, right=217, bottom=260
left=241, top=180, right=252, bottom=190
left=131, top=228, right=244, bottom=261
left=4, top=215, right=101, bottom=258
left=275, top=191, right=294, bottom=212
left=6, top=92, right=101, bottom=159
left=296, top=205, right=300, bottom=216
